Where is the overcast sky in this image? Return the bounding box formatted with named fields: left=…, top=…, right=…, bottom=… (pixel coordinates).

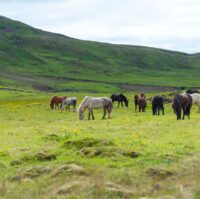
left=0, top=0, right=199, bottom=53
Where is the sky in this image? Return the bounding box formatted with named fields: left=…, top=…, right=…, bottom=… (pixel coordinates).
left=0, top=0, right=199, bottom=53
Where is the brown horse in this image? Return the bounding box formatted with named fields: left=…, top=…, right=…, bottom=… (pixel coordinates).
left=172, top=93, right=192, bottom=120
left=134, top=95, right=139, bottom=111
left=140, top=93, right=146, bottom=98
left=49, top=96, right=67, bottom=109
left=139, top=96, right=147, bottom=112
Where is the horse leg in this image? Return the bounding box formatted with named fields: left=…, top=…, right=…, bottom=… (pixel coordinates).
left=102, top=108, right=106, bottom=119
left=88, top=109, right=91, bottom=120
left=158, top=107, right=160, bottom=115
left=91, top=109, right=95, bottom=120
left=121, top=101, right=123, bottom=107
left=182, top=108, right=185, bottom=120
left=118, top=101, right=120, bottom=108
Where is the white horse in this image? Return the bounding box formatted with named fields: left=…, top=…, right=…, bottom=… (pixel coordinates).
left=190, top=93, right=200, bottom=112
left=78, top=96, right=113, bottom=120
left=61, top=97, right=77, bottom=112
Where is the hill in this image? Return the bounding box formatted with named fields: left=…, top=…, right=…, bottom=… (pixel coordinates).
left=0, top=16, right=199, bottom=92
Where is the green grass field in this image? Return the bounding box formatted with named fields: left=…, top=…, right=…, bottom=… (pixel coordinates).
left=0, top=16, right=200, bottom=92
left=0, top=90, right=200, bottom=199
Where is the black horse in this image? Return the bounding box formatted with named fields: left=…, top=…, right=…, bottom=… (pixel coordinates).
left=134, top=95, right=139, bottom=111
left=111, top=94, right=128, bottom=107
left=172, top=93, right=192, bottom=120
left=151, top=96, right=164, bottom=115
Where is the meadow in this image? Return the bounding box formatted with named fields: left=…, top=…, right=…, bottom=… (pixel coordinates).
left=0, top=90, right=200, bottom=199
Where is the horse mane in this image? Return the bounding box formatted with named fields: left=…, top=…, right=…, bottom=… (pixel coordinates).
left=49, top=96, right=57, bottom=105
left=78, top=96, right=90, bottom=112
left=119, top=94, right=128, bottom=102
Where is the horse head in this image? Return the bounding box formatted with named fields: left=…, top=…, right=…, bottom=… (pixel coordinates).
left=79, top=109, right=84, bottom=120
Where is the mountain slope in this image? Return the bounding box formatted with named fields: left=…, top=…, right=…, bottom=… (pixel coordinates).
left=0, top=16, right=199, bottom=92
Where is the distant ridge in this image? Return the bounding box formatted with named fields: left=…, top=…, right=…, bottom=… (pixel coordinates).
left=0, top=16, right=199, bottom=92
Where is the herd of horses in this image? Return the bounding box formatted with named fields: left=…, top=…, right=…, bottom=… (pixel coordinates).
left=49, top=90, right=200, bottom=120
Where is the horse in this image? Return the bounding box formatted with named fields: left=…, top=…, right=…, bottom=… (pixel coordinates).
left=134, top=95, right=139, bottom=111
left=61, top=97, right=77, bottom=112
left=138, top=96, right=147, bottom=112
left=49, top=96, right=67, bottom=109
left=140, top=93, right=146, bottom=98
left=172, top=93, right=192, bottom=120
left=111, top=94, right=128, bottom=108
left=78, top=96, right=113, bottom=120
left=151, top=95, right=164, bottom=115
left=190, top=93, right=200, bottom=112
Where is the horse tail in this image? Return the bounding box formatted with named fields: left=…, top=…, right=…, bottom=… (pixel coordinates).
left=49, top=96, right=56, bottom=109
left=173, top=94, right=182, bottom=119
left=78, top=96, right=89, bottom=112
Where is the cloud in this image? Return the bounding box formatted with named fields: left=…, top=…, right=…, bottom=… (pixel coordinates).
left=0, top=0, right=199, bottom=53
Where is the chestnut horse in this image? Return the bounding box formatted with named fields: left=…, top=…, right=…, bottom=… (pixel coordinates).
left=138, top=96, right=147, bottom=112
left=49, top=96, right=67, bottom=109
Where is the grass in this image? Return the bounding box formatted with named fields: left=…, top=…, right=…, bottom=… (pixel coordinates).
left=0, top=16, right=200, bottom=92
left=0, top=90, right=200, bottom=198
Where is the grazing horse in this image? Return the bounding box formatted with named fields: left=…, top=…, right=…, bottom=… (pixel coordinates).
left=111, top=94, right=128, bottom=108
left=172, top=93, right=192, bottom=120
left=138, top=96, right=147, bottom=112
left=151, top=96, right=164, bottom=115
left=61, top=97, right=77, bottom=112
left=78, top=96, right=113, bottom=120
left=190, top=93, right=200, bottom=112
left=49, top=96, right=67, bottom=109
left=134, top=95, right=139, bottom=111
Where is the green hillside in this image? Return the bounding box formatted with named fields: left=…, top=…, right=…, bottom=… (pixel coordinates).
left=0, top=16, right=199, bottom=92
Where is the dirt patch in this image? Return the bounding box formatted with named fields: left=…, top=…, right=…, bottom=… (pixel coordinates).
left=11, top=152, right=57, bottom=166
left=80, top=147, right=140, bottom=159
left=10, top=166, right=52, bottom=181
left=63, top=138, right=115, bottom=150
left=53, top=177, right=93, bottom=196
left=80, top=147, right=116, bottom=157
left=43, top=134, right=60, bottom=142
left=104, top=181, right=133, bottom=195
left=120, top=151, right=140, bottom=158
left=147, top=168, right=176, bottom=179
left=52, top=164, right=87, bottom=177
